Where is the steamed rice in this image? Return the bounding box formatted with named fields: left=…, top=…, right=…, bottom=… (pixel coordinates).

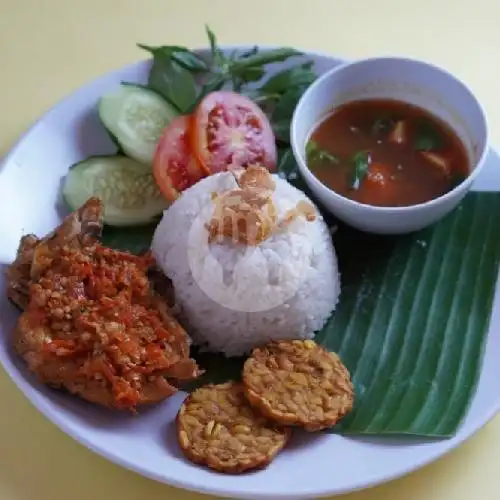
left=151, top=172, right=340, bottom=357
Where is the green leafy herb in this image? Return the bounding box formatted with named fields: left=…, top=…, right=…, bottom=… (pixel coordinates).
left=231, top=47, right=302, bottom=71
left=231, top=66, right=266, bottom=92
left=237, top=46, right=259, bottom=59
left=351, top=151, right=371, bottom=189
left=371, top=116, right=396, bottom=136
left=205, top=24, right=226, bottom=67
left=178, top=348, right=245, bottom=392
left=414, top=120, right=443, bottom=151
left=277, top=147, right=301, bottom=183
left=196, top=74, right=227, bottom=103
left=277, top=147, right=316, bottom=201
left=138, top=44, right=208, bottom=72
left=271, top=85, right=309, bottom=142
left=138, top=44, right=198, bottom=113
left=199, top=27, right=309, bottom=122
left=120, top=82, right=152, bottom=91
left=137, top=27, right=312, bottom=134
left=306, top=140, right=339, bottom=164
left=261, top=62, right=315, bottom=95
left=227, top=48, right=304, bottom=95
left=251, top=64, right=316, bottom=143
left=101, top=223, right=158, bottom=255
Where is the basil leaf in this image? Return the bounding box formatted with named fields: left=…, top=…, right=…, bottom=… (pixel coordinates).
left=170, top=51, right=208, bottom=72
left=146, top=49, right=198, bottom=113
left=205, top=24, right=226, bottom=66
left=231, top=47, right=302, bottom=71
left=234, top=66, right=266, bottom=83
left=371, top=116, right=395, bottom=137
left=414, top=121, right=443, bottom=151
left=351, top=151, right=371, bottom=190
left=120, top=82, right=153, bottom=91
left=101, top=223, right=157, bottom=255
left=230, top=65, right=266, bottom=92
left=239, top=46, right=259, bottom=59
left=138, top=44, right=208, bottom=72
left=189, top=74, right=228, bottom=112
left=277, top=147, right=310, bottom=194
left=306, top=140, right=339, bottom=164
left=277, top=148, right=298, bottom=179
left=271, top=84, right=309, bottom=143
left=261, top=62, right=315, bottom=95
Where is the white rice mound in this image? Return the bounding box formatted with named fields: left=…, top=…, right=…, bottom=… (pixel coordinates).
left=151, top=172, right=340, bottom=357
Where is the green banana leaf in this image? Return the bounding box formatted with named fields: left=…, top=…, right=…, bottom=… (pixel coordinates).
left=101, top=192, right=500, bottom=437
left=318, top=192, right=500, bottom=436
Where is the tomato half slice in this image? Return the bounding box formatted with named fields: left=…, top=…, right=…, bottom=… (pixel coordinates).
left=191, top=91, right=277, bottom=174
left=153, top=115, right=208, bottom=202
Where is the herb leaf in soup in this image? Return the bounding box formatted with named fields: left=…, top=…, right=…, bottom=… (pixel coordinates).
left=414, top=120, right=443, bottom=151
left=306, top=140, right=340, bottom=165
left=351, top=151, right=371, bottom=190
left=371, top=116, right=396, bottom=137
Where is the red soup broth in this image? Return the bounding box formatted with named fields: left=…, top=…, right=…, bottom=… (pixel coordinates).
left=307, top=99, right=470, bottom=207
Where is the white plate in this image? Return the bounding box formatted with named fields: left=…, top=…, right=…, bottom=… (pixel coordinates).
left=1, top=48, right=500, bottom=500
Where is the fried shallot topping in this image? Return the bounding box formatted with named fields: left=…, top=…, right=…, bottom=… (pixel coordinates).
left=207, top=165, right=317, bottom=246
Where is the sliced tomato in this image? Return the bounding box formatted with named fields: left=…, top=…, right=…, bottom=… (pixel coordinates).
left=191, top=91, right=277, bottom=174
left=356, top=162, right=396, bottom=206
left=153, top=115, right=208, bottom=202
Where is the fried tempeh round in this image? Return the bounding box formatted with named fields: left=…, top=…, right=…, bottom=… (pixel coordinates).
left=242, top=339, right=354, bottom=431
left=176, top=381, right=291, bottom=474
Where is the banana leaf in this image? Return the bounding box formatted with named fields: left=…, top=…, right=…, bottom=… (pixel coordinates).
left=102, top=192, right=500, bottom=437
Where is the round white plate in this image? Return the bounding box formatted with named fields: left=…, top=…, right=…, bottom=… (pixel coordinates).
left=1, top=48, right=500, bottom=500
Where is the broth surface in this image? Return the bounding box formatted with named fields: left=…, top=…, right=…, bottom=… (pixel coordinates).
left=308, top=99, right=470, bottom=207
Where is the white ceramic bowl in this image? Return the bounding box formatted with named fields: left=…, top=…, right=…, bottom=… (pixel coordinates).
left=290, top=57, right=490, bottom=234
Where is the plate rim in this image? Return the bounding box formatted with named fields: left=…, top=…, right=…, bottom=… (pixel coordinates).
left=1, top=45, right=500, bottom=500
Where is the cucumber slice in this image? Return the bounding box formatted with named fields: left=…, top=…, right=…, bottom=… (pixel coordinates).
left=63, top=156, right=169, bottom=227
left=98, top=84, right=178, bottom=166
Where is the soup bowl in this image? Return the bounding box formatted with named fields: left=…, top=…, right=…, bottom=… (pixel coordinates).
left=290, top=57, right=489, bottom=234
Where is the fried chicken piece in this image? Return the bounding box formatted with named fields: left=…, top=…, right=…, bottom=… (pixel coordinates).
left=6, top=234, right=40, bottom=310
left=14, top=243, right=201, bottom=410
left=6, top=197, right=103, bottom=310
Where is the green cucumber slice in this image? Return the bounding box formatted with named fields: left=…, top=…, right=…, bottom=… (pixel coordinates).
left=62, top=155, right=169, bottom=227
left=98, top=84, right=178, bottom=166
